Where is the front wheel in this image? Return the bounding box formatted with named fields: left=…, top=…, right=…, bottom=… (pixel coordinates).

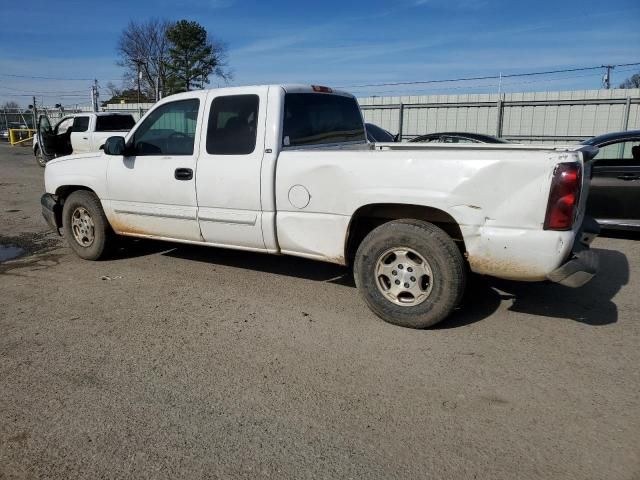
left=354, top=219, right=466, bottom=329
left=62, top=190, right=114, bottom=260
left=35, top=147, right=48, bottom=167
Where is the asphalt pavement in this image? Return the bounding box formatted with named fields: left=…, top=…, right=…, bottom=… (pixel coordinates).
left=0, top=143, right=638, bottom=479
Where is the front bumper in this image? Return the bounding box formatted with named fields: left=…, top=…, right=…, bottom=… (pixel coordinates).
left=547, top=216, right=600, bottom=288
left=41, top=193, right=62, bottom=234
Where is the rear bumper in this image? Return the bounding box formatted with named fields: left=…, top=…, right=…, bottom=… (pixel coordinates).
left=594, top=218, right=640, bottom=231
left=547, top=216, right=600, bottom=288
left=41, top=193, right=62, bottom=234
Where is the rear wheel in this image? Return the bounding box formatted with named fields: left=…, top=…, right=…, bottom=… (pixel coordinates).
left=354, top=219, right=466, bottom=329
left=62, top=190, right=114, bottom=260
left=35, top=147, right=47, bottom=167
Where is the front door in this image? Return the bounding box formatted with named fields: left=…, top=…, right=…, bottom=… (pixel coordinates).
left=37, top=115, right=74, bottom=158
left=106, top=97, right=203, bottom=241
left=37, top=115, right=56, bottom=159
left=195, top=88, right=268, bottom=249
left=587, top=138, right=640, bottom=226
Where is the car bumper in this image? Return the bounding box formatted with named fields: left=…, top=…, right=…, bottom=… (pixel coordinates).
left=547, top=216, right=600, bottom=288
left=41, top=193, right=62, bottom=234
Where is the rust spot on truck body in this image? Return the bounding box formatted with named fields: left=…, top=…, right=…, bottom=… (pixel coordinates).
left=467, top=254, right=547, bottom=281
left=107, top=216, right=152, bottom=237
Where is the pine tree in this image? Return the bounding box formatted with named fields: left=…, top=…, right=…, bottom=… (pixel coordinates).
left=165, top=20, right=230, bottom=93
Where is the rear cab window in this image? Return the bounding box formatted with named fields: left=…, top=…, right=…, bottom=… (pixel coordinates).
left=95, top=115, right=136, bottom=132
left=282, top=93, right=365, bottom=148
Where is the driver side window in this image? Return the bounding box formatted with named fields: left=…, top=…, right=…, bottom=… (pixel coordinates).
left=55, top=118, right=74, bottom=136
left=133, top=99, right=200, bottom=156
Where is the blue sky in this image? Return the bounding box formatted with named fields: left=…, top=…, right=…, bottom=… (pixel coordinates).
left=1, top=0, right=639, bottom=106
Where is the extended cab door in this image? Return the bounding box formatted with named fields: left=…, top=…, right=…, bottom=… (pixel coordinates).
left=106, top=97, right=203, bottom=241
left=195, top=87, right=268, bottom=250
left=70, top=115, right=91, bottom=153
left=587, top=138, right=640, bottom=225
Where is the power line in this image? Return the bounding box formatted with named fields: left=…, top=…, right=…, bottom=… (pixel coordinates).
left=0, top=73, right=122, bottom=82
left=0, top=85, right=89, bottom=95
left=356, top=66, right=640, bottom=97
left=340, top=62, right=640, bottom=89
left=0, top=93, right=90, bottom=98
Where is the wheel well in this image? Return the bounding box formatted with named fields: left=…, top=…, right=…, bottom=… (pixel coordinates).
left=51, top=186, right=96, bottom=228
left=55, top=185, right=95, bottom=202
left=345, top=203, right=465, bottom=264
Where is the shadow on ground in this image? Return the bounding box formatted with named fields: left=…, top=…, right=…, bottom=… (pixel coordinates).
left=111, top=239, right=629, bottom=328
left=439, top=247, right=628, bottom=328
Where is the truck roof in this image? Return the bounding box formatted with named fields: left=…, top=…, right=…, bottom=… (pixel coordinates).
left=162, top=84, right=356, bottom=101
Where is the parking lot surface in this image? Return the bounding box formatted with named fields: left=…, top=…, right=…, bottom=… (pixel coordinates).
left=1, top=143, right=638, bottom=479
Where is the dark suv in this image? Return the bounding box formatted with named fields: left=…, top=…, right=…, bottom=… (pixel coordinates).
left=583, top=130, right=640, bottom=231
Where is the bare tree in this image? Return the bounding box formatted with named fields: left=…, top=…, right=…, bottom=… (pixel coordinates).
left=2, top=101, right=21, bottom=110
left=619, top=72, right=640, bottom=89
left=104, top=81, right=122, bottom=98
left=116, top=18, right=172, bottom=99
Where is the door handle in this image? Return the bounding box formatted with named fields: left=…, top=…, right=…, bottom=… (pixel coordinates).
left=82, top=137, right=88, bottom=140
left=174, top=168, right=193, bottom=180
left=616, top=174, right=640, bottom=181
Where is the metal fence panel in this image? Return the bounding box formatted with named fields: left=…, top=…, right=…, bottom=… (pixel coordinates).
left=359, top=88, right=640, bottom=144
left=4, top=88, right=639, bottom=146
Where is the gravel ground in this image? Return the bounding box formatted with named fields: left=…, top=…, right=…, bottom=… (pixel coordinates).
left=0, top=143, right=638, bottom=479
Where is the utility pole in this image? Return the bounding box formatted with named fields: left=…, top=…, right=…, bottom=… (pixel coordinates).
left=602, top=64, right=615, bottom=89
left=32, top=96, right=37, bottom=131
left=135, top=59, right=143, bottom=118
left=91, top=79, right=99, bottom=112
left=155, top=56, right=162, bottom=102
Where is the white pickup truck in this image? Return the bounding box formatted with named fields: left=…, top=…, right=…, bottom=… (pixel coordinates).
left=41, top=84, right=599, bottom=328
left=35, top=112, right=135, bottom=167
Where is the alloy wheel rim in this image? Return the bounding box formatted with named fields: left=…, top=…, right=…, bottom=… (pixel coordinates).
left=374, top=247, right=434, bottom=306
left=71, top=207, right=95, bottom=247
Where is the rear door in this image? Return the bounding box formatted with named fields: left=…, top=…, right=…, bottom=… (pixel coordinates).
left=106, top=96, right=203, bottom=241
left=587, top=138, right=640, bottom=225
left=195, top=87, right=268, bottom=250
left=70, top=115, right=91, bottom=153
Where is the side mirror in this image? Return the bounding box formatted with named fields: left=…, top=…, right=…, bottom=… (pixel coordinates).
left=104, top=136, right=127, bottom=156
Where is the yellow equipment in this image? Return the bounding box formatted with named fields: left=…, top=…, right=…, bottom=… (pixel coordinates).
left=9, top=129, right=36, bottom=146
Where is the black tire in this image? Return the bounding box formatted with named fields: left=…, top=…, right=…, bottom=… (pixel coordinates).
left=62, top=190, right=114, bottom=260
left=354, top=219, right=466, bottom=329
left=35, top=147, right=47, bottom=167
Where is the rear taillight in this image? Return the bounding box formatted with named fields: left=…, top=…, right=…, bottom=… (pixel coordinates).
left=544, top=162, right=582, bottom=230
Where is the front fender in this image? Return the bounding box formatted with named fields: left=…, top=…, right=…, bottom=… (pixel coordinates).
left=44, top=153, right=108, bottom=198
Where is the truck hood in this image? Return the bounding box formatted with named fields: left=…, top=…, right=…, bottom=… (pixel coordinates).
left=46, top=151, right=104, bottom=166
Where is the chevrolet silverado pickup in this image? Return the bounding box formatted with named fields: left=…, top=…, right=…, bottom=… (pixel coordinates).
left=35, top=112, right=135, bottom=166
left=41, top=84, right=599, bottom=328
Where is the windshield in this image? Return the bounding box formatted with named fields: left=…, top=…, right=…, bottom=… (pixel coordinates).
left=283, top=93, right=365, bottom=147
